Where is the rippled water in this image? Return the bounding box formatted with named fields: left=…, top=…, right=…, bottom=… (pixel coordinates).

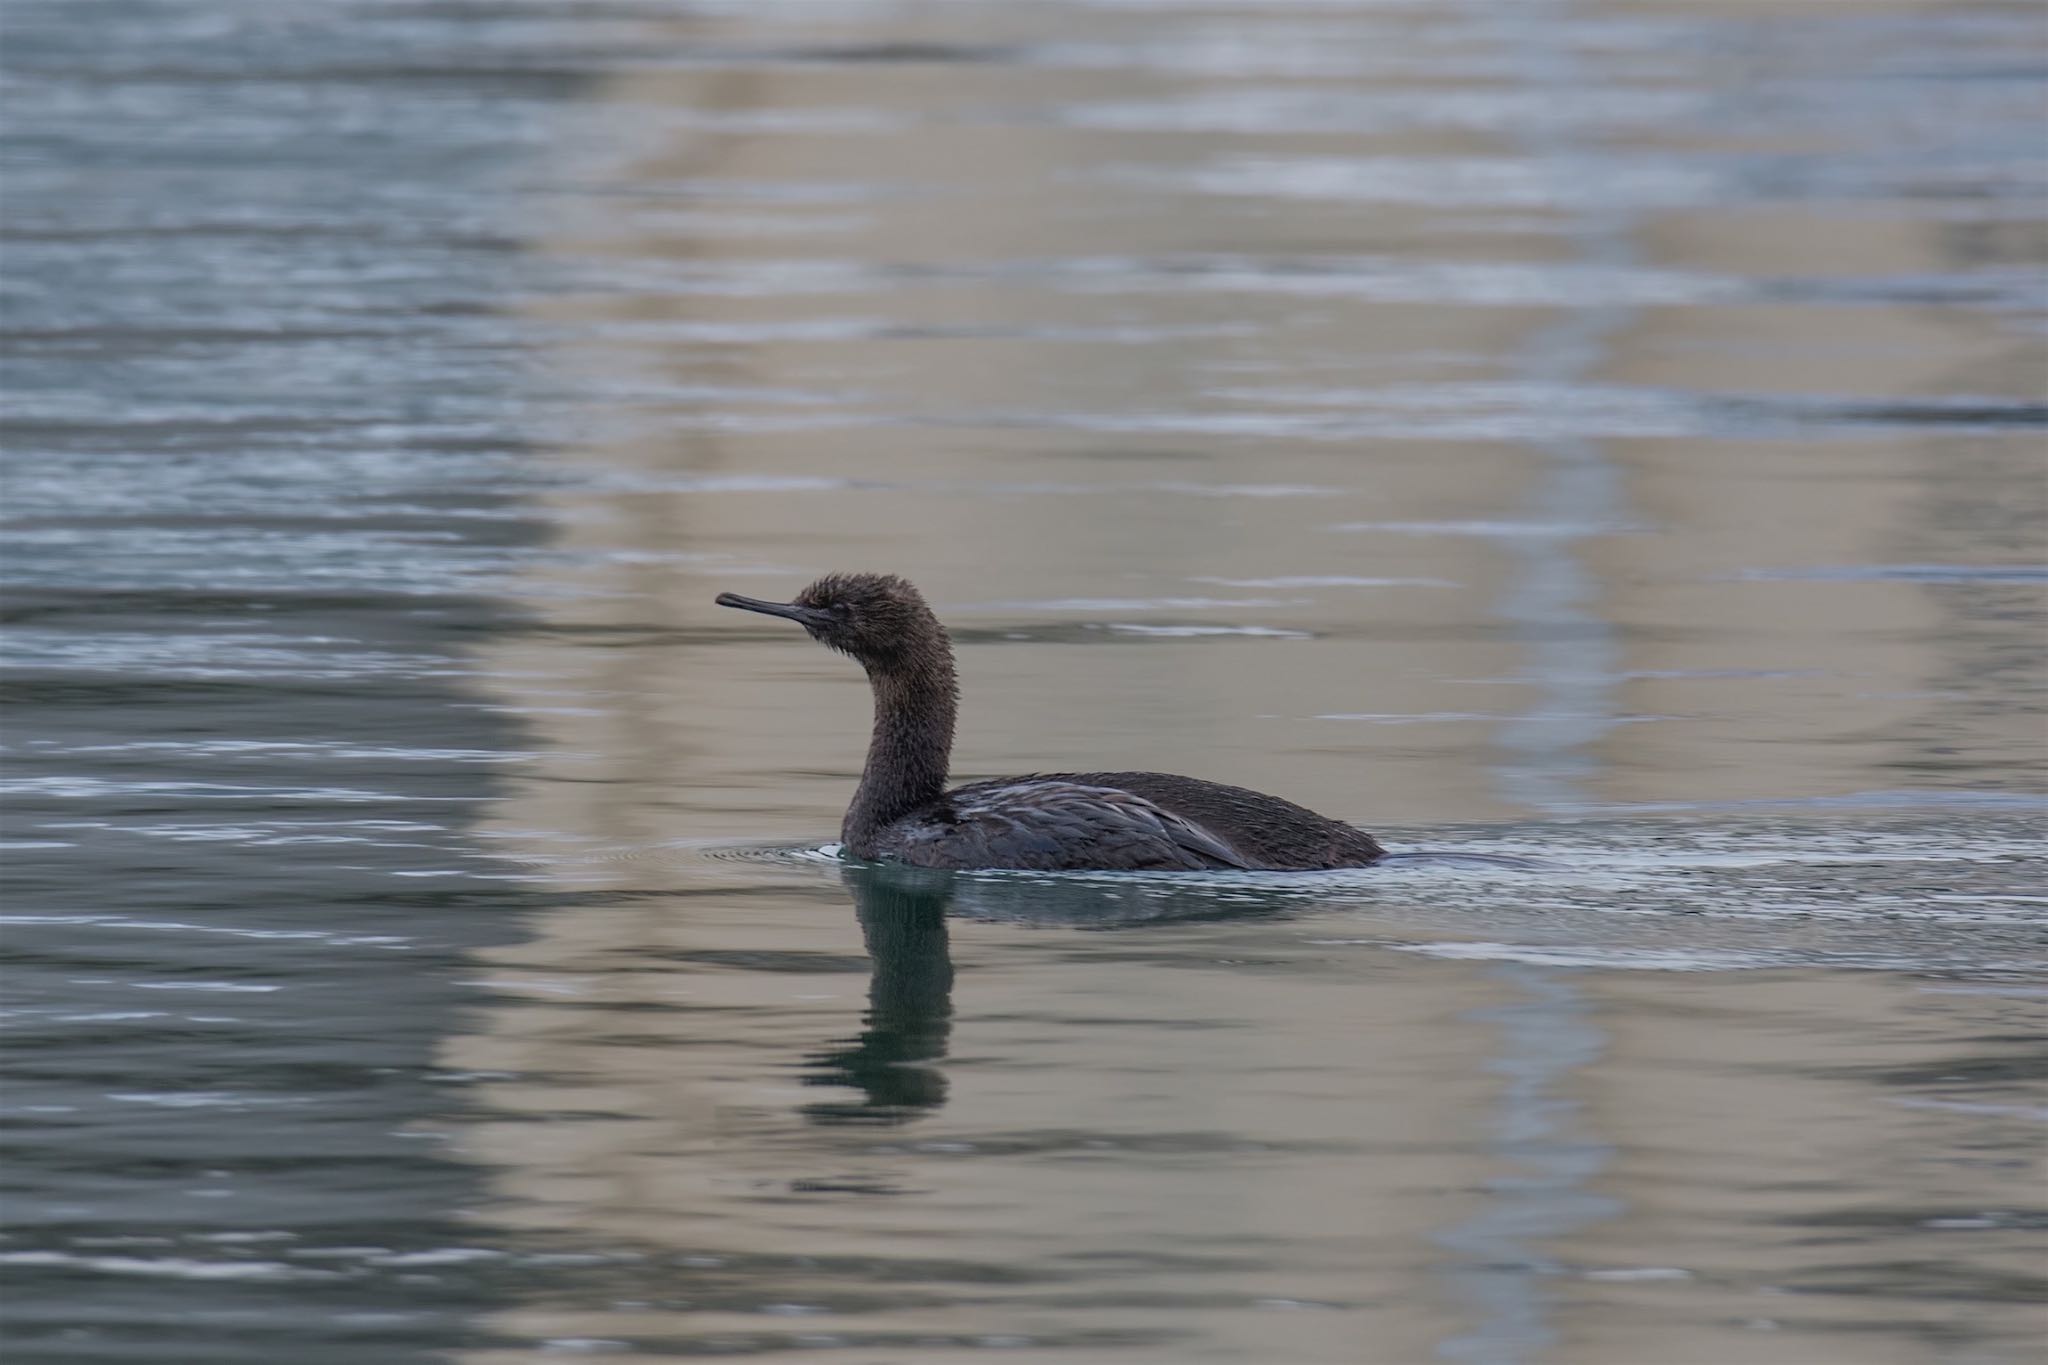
left=4, top=2, right=2044, bottom=1362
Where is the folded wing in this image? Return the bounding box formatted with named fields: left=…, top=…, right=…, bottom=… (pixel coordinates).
left=885, top=780, right=1253, bottom=872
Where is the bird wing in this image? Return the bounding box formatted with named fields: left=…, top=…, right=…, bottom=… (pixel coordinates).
left=892, top=781, right=1253, bottom=872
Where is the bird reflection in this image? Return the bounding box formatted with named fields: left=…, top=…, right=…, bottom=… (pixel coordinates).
left=801, top=864, right=957, bottom=1125
left=796, top=860, right=1345, bottom=1124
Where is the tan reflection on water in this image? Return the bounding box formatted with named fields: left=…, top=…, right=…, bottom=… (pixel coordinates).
left=450, top=876, right=1504, bottom=1363
left=448, top=1, right=2045, bottom=1361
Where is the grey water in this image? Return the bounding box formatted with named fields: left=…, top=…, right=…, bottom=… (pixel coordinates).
left=2, top=2, right=2044, bottom=1363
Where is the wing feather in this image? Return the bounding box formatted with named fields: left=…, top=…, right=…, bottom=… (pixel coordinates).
left=886, top=781, right=1252, bottom=871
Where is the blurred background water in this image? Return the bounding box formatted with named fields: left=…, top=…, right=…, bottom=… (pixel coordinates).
left=2, top=2, right=2044, bottom=1362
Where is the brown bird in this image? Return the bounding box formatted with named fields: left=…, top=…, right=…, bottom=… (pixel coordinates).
left=716, top=573, right=1384, bottom=872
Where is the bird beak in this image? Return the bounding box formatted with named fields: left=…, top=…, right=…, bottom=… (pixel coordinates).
left=715, top=591, right=823, bottom=626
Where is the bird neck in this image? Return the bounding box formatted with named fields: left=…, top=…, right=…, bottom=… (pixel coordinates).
left=843, top=646, right=957, bottom=856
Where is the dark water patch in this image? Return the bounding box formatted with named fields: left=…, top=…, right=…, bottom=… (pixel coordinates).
left=0, top=2, right=620, bottom=1361
left=1815, top=399, right=2048, bottom=430
left=1738, top=563, right=2048, bottom=584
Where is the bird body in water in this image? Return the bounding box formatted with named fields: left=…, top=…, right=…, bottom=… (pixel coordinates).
left=715, top=574, right=1384, bottom=872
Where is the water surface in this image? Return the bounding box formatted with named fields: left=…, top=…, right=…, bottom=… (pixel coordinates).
left=3, top=2, right=2044, bottom=1363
